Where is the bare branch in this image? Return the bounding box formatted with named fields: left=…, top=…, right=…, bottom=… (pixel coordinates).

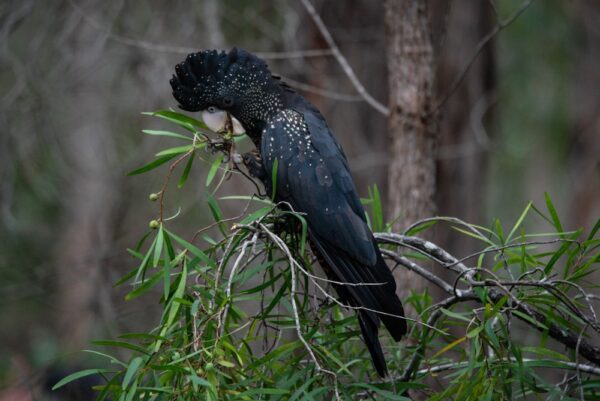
left=374, top=232, right=600, bottom=367
left=66, top=0, right=333, bottom=59
left=276, top=74, right=363, bottom=102
left=431, top=0, right=535, bottom=115
left=299, top=0, right=390, bottom=116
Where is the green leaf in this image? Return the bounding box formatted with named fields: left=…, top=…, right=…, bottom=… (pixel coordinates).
left=206, top=153, right=224, bottom=187
left=506, top=202, right=531, bottom=242
left=239, top=388, right=290, bottom=396
left=440, top=307, right=472, bottom=323
left=351, top=384, right=412, bottom=400
left=92, top=340, right=150, bottom=355
left=131, top=234, right=157, bottom=285
left=153, top=226, right=164, bottom=267
left=52, top=369, right=110, bottom=390
left=178, top=151, right=195, bottom=188
left=143, top=110, right=208, bottom=131
left=289, top=376, right=319, bottom=401
left=127, top=154, right=178, bottom=176
left=189, top=375, right=212, bottom=388
left=156, top=262, right=187, bottom=351
left=122, top=357, right=143, bottom=389
left=125, top=269, right=162, bottom=300
left=166, top=230, right=212, bottom=264
left=405, top=220, right=437, bottom=236
left=544, top=241, right=571, bottom=274
left=545, top=192, right=564, bottom=235
left=219, top=195, right=275, bottom=206
left=371, top=184, right=384, bottom=232
left=239, top=206, right=273, bottom=224
left=522, top=346, right=569, bottom=361
left=587, top=218, right=600, bottom=240
left=142, top=129, right=192, bottom=141
left=432, top=336, right=467, bottom=358
left=82, top=350, right=128, bottom=368
left=452, top=226, right=496, bottom=246
left=155, top=145, right=193, bottom=157
left=206, top=193, right=227, bottom=236
left=512, top=310, right=548, bottom=330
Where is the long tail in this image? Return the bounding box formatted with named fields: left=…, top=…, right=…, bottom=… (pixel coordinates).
left=309, top=233, right=406, bottom=376
left=358, top=310, right=388, bottom=377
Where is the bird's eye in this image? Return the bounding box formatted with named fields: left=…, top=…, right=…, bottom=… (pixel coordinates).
left=223, top=96, right=234, bottom=107
left=207, top=106, right=217, bottom=113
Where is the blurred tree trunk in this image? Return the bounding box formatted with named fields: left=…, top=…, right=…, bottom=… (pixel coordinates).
left=433, top=1, right=496, bottom=254
left=384, top=0, right=436, bottom=298
left=54, top=2, right=121, bottom=351
left=567, top=0, right=600, bottom=231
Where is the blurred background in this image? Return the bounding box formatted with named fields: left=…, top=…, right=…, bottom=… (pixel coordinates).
left=0, top=0, right=598, bottom=399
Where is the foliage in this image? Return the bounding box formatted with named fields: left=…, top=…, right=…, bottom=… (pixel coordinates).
left=55, top=110, right=600, bottom=400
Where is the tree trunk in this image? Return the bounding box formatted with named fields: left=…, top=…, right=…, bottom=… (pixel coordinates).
left=567, top=0, right=600, bottom=231
left=433, top=0, right=496, bottom=255
left=54, top=1, right=121, bottom=351
left=384, top=0, right=437, bottom=298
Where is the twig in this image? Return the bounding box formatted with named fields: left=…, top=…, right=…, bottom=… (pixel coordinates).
left=299, top=0, right=390, bottom=116
left=158, top=147, right=196, bottom=221
left=399, top=295, right=476, bottom=381
left=218, top=236, right=256, bottom=338
left=276, top=74, right=363, bottom=102
left=375, top=232, right=600, bottom=367
left=430, top=0, right=535, bottom=115
left=259, top=222, right=341, bottom=401
left=412, top=358, right=600, bottom=377
left=67, top=0, right=333, bottom=59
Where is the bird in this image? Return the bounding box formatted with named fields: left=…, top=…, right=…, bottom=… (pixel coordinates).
left=170, top=48, right=406, bottom=377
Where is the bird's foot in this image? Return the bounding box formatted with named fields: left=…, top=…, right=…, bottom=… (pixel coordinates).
left=242, top=149, right=267, bottom=180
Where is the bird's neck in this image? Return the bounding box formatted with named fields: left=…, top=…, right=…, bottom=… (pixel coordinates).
left=241, top=84, right=302, bottom=146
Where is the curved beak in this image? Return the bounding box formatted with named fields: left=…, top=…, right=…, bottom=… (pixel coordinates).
left=201, top=109, right=245, bottom=134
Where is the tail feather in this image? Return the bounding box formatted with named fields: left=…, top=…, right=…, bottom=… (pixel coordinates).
left=309, top=233, right=406, bottom=377
left=358, top=311, right=388, bottom=377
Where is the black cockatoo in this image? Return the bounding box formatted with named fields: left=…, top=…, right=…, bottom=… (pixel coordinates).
left=170, top=48, right=406, bottom=377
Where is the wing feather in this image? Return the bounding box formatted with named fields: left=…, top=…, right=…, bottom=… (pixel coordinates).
left=260, top=108, right=407, bottom=348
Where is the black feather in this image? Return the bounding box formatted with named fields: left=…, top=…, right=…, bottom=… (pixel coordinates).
left=260, top=106, right=407, bottom=376
left=358, top=311, right=388, bottom=377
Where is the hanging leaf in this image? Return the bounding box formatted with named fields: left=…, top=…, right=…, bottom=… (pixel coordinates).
left=206, top=153, right=224, bottom=187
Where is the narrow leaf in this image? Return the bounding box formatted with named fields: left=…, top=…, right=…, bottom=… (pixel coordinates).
left=155, top=145, right=193, bottom=157
left=142, top=129, right=192, bottom=141
left=206, top=153, right=224, bottom=187
left=178, top=152, right=195, bottom=188
left=52, top=369, right=110, bottom=391
left=127, top=154, right=178, bottom=176
left=122, top=357, right=143, bottom=389
left=142, top=110, right=208, bottom=131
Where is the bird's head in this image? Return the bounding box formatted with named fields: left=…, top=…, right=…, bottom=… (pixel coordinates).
left=170, top=48, right=285, bottom=141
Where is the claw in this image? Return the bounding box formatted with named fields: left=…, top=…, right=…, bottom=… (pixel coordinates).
left=242, top=149, right=266, bottom=180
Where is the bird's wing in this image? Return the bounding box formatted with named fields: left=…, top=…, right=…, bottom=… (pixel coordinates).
left=260, top=109, right=406, bottom=347
left=261, top=109, right=377, bottom=266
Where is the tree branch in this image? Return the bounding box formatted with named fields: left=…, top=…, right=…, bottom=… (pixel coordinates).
left=299, top=0, right=390, bottom=116
left=375, top=232, right=600, bottom=368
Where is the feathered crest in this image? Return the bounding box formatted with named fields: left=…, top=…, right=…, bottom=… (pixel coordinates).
left=170, top=48, right=273, bottom=112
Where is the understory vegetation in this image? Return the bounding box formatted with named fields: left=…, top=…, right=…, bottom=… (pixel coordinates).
left=54, top=111, right=600, bottom=400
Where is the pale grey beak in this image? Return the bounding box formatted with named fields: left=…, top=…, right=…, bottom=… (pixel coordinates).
left=201, top=108, right=245, bottom=134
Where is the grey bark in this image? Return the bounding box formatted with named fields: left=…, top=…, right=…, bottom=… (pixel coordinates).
left=384, top=0, right=437, bottom=298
